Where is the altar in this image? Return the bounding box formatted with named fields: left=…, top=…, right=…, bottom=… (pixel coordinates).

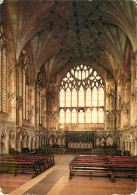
left=67, top=131, right=94, bottom=149
left=68, top=142, right=92, bottom=149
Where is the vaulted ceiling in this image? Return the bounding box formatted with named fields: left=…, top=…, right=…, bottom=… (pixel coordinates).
left=2, top=0, right=137, bottom=82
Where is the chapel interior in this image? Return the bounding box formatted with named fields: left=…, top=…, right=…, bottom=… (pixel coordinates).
left=0, top=0, right=137, bottom=194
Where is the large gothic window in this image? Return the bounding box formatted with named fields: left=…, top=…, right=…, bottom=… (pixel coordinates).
left=0, top=26, right=7, bottom=113
left=59, top=64, right=104, bottom=124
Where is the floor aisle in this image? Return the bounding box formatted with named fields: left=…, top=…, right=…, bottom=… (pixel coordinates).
left=23, top=155, right=74, bottom=195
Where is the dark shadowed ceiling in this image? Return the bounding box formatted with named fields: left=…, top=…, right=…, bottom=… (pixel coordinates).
left=2, top=0, right=137, bottom=82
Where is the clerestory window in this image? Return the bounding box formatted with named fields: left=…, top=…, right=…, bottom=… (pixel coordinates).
left=59, top=64, right=104, bottom=124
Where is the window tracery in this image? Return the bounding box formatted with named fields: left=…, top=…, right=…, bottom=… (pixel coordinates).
left=59, top=64, right=104, bottom=124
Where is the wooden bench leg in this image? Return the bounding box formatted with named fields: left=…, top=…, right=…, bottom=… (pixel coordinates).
left=90, top=172, right=92, bottom=180
left=69, top=171, right=72, bottom=180
left=111, top=172, right=115, bottom=182
left=132, top=176, right=136, bottom=182
left=14, top=170, right=17, bottom=176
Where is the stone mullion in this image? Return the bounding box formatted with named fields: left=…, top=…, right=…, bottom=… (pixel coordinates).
left=65, top=90, right=66, bottom=124
left=71, top=89, right=72, bottom=124
left=77, top=88, right=79, bottom=124
left=84, top=88, right=86, bottom=124
left=97, top=88, right=99, bottom=123
left=91, top=88, right=93, bottom=123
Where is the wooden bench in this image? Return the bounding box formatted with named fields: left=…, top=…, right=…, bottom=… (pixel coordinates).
left=69, top=161, right=112, bottom=180
left=111, top=163, right=137, bottom=182
left=69, top=155, right=137, bottom=182
left=0, top=160, right=38, bottom=177
left=106, top=156, right=137, bottom=181
left=0, top=153, right=55, bottom=178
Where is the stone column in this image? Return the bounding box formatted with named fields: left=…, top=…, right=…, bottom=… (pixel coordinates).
left=36, top=137, right=39, bottom=149
left=27, top=137, right=31, bottom=151
left=134, top=140, right=137, bottom=156
left=5, top=135, right=9, bottom=154
left=29, top=83, right=35, bottom=126
left=31, top=138, right=35, bottom=150
left=119, top=139, right=122, bottom=151
left=126, top=141, right=128, bottom=151
left=18, top=138, right=22, bottom=152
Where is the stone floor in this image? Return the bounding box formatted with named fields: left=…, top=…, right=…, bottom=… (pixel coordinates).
left=0, top=154, right=137, bottom=195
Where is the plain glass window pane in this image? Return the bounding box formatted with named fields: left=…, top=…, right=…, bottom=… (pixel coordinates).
left=99, top=100, right=104, bottom=106
left=60, top=90, right=65, bottom=107
left=60, top=110, right=65, bottom=123
left=99, top=88, right=104, bottom=106
left=66, top=89, right=71, bottom=107
left=82, top=70, right=85, bottom=80
left=92, top=100, right=97, bottom=106
left=92, top=109, right=97, bottom=123
left=79, top=110, right=84, bottom=123
left=72, top=89, right=77, bottom=107
left=98, top=109, right=104, bottom=123
left=60, top=101, right=65, bottom=107
left=92, top=88, right=97, bottom=106
left=79, top=87, right=84, bottom=107
left=66, top=109, right=71, bottom=123
left=86, top=109, right=91, bottom=123
left=86, top=89, right=91, bottom=106
left=92, top=88, right=97, bottom=99
left=72, top=109, right=77, bottom=123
